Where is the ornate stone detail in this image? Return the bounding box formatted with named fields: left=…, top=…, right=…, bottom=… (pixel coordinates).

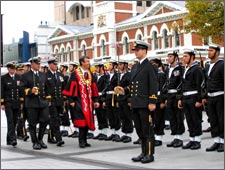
left=97, top=14, right=107, bottom=28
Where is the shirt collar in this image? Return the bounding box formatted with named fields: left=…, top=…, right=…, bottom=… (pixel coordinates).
left=139, top=57, right=147, bottom=64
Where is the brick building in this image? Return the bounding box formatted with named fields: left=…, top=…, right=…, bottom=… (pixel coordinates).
left=48, top=1, right=224, bottom=64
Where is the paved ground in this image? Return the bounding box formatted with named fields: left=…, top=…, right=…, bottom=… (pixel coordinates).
left=1, top=110, right=224, bottom=169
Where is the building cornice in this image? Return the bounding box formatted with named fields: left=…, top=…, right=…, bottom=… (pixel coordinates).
left=117, top=11, right=187, bottom=32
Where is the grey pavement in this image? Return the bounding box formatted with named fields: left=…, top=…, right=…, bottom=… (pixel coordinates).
left=1, top=110, right=224, bottom=169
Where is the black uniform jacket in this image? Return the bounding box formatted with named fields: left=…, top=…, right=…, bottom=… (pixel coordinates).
left=1, top=73, right=24, bottom=109
left=126, top=58, right=158, bottom=109
left=206, top=59, right=224, bottom=93
left=157, top=69, right=166, bottom=103
left=104, top=71, right=118, bottom=100
left=20, top=70, right=51, bottom=108
left=117, top=71, right=131, bottom=101
left=180, top=63, right=204, bottom=102
left=46, top=70, right=66, bottom=106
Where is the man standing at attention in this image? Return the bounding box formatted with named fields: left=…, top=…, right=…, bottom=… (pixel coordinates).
left=117, top=40, right=158, bottom=163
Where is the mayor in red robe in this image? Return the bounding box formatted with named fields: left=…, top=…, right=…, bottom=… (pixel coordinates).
left=62, top=56, right=99, bottom=148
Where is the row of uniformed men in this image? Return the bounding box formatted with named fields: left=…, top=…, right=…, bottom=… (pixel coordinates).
left=1, top=42, right=223, bottom=153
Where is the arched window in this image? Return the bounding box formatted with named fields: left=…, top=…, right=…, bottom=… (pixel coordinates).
left=82, top=45, right=86, bottom=56
left=137, top=34, right=142, bottom=40
left=55, top=49, right=59, bottom=60
left=67, top=47, right=72, bottom=62
left=162, top=29, right=169, bottom=48
left=81, top=6, right=85, bottom=19
left=101, top=40, right=106, bottom=56
left=76, top=6, right=79, bottom=20
left=123, top=37, right=129, bottom=54
left=61, top=48, right=65, bottom=62
left=174, top=30, right=180, bottom=47
left=152, top=31, right=158, bottom=50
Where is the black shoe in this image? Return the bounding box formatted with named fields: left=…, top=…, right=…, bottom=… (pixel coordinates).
left=79, top=143, right=86, bottom=148
left=119, top=135, right=127, bottom=142
left=39, top=141, right=47, bottom=149
left=23, top=135, right=29, bottom=141
left=123, top=136, right=132, bottom=143
left=131, top=153, right=145, bottom=162
left=141, top=155, right=154, bottom=164
left=155, top=140, right=162, bottom=146
left=105, top=134, right=115, bottom=141
left=112, top=134, right=120, bottom=142
left=93, top=133, right=102, bottom=139
left=173, top=139, right=183, bottom=148
left=190, top=141, right=201, bottom=150
left=182, top=141, right=194, bottom=149
left=61, top=130, right=68, bottom=137
left=85, top=143, right=91, bottom=147
left=87, top=132, right=94, bottom=139
left=56, top=140, right=65, bottom=147
left=202, top=127, right=211, bottom=132
left=11, top=140, right=17, bottom=146
left=33, top=142, right=41, bottom=150
left=48, top=138, right=57, bottom=144
left=98, top=134, right=108, bottom=140
left=217, top=143, right=224, bottom=152
left=133, top=138, right=141, bottom=145
left=206, top=143, right=220, bottom=152
left=167, top=139, right=177, bottom=147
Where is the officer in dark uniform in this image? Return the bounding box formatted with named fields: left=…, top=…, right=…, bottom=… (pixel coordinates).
left=165, top=51, right=185, bottom=148
left=46, top=57, right=65, bottom=147
left=1, top=61, right=24, bottom=146
left=177, top=49, right=204, bottom=150
left=15, top=63, right=29, bottom=141
left=117, top=40, right=158, bottom=163
left=92, top=59, right=109, bottom=140
left=59, top=63, right=73, bottom=137
left=150, top=58, right=166, bottom=147
left=202, top=44, right=224, bottom=152
left=103, top=59, right=121, bottom=141
left=20, top=57, right=51, bottom=150
left=114, top=58, right=133, bottom=143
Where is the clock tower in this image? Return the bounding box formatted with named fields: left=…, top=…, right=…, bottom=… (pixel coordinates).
left=92, top=1, right=137, bottom=58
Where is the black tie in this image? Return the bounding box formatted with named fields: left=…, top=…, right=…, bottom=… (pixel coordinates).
left=137, top=62, right=141, bottom=69
left=53, top=72, right=57, bottom=82
left=84, top=72, right=88, bottom=80
left=34, top=72, right=39, bottom=83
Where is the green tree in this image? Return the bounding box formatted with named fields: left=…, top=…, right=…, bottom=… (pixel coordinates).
left=184, top=1, right=224, bottom=43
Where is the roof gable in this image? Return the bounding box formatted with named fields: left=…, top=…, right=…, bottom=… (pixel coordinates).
left=141, top=1, right=185, bottom=19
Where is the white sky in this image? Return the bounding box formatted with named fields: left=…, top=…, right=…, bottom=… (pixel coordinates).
left=1, top=1, right=54, bottom=44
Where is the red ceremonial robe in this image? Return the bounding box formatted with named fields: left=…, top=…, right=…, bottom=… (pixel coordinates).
left=62, top=68, right=99, bottom=130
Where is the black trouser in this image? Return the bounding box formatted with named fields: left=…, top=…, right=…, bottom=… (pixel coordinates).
left=95, top=101, right=108, bottom=130
left=154, top=103, right=165, bottom=136
left=5, top=102, right=19, bottom=143
left=207, top=95, right=224, bottom=139
left=16, top=108, right=28, bottom=138
left=49, top=104, right=63, bottom=142
left=60, top=103, right=70, bottom=126
left=106, top=98, right=121, bottom=131
left=182, top=95, right=202, bottom=137
left=27, top=107, right=49, bottom=143
left=118, top=100, right=133, bottom=134
left=167, top=96, right=185, bottom=135
left=79, top=126, right=89, bottom=144
left=132, top=108, right=154, bottom=156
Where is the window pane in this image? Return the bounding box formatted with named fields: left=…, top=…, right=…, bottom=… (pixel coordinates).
left=76, top=6, right=79, bottom=20
left=146, top=1, right=152, bottom=7
left=81, top=6, right=85, bottom=19
left=137, top=1, right=142, bottom=6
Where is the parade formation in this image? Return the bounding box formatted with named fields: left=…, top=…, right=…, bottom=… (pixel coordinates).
left=1, top=40, right=224, bottom=165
